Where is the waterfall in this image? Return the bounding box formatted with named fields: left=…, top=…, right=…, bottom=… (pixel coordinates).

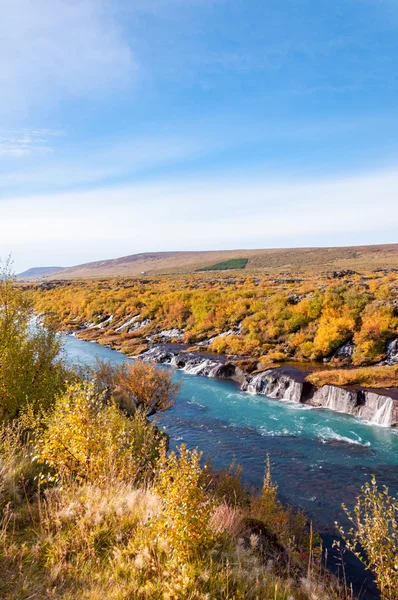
left=183, top=358, right=218, bottom=376
left=369, top=397, right=394, bottom=427
left=313, top=386, right=357, bottom=414
left=323, top=387, right=342, bottom=412
left=246, top=373, right=266, bottom=394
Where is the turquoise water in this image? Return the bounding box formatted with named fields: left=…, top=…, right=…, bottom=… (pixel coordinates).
left=63, top=335, right=398, bottom=531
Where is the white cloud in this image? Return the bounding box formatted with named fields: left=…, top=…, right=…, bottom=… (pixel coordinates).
left=1, top=167, right=397, bottom=271
left=0, top=0, right=135, bottom=114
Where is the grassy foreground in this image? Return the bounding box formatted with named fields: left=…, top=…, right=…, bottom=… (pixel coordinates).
left=0, top=395, right=351, bottom=600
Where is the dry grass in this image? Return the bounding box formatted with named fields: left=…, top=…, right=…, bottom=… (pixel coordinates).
left=306, top=365, right=398, bottom=388
left=209, top=503, right=244, bottom=537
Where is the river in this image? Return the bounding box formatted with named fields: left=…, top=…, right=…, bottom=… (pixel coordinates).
left=63, top=334, right=398, bottom=598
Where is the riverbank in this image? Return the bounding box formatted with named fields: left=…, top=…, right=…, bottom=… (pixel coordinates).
left=67, top=326, right=398, bottom=426
left=133, top=343, right=397, bottom=427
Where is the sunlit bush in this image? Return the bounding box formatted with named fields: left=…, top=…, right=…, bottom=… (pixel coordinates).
left=36, top=383, right=162, bottom=484
left=0, top=259, right=68, bottom=421
left=151, top=445, right=215, bottom=561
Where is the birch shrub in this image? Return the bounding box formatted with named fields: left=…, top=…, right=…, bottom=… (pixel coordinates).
left=151, top=445, right=215, bottom=562
left=337, top=476, right=398, bottom=600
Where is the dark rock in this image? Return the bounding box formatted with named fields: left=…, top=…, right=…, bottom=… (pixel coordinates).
left=327, top=270, right=357, bottom=279
left=324, top=340, right=354, bottom=364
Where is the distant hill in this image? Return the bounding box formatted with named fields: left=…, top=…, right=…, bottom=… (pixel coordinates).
left=44, top=244, right=398, bottom=279
left=17, top=266, right=64, bottom=280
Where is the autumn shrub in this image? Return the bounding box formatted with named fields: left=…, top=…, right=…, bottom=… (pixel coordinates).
left=93, top=359, right=180, bottom=417
left=116, top=360, right=180, bottom=416
left=337, top=476, right=398, bottom=600
left=36, top=382, right=162, bottom=484
left=31, top=271, right=397, bottom=368
left=151, top=445, right=215, bottom=562
left=312, top=308, right=355, bottom=359
left=200, top=459, right=251, bottom=508
left=353, top=303, right=398, bottom=365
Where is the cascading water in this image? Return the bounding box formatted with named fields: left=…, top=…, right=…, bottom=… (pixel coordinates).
left=319, top=386, right=357, bottom=414
left=184, top=358, right=216, bottom=376
left=370, top=397, right=394, bottom=426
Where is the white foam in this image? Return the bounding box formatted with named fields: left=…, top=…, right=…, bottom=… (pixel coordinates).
left=317, top=427, right=371, bottom=447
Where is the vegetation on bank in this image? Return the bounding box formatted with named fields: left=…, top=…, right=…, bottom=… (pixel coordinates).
left=196, top=258, right=249, bottom=272
left=31, top=271, right=397, bottom=386
left=1, top=261, right=397, bottom=599
left=307, top=365, right=398, bottom=389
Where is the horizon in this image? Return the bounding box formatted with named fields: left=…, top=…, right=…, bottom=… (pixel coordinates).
left=13, top=241, right=398, bottom=273
left=14, top=242, right=398, bottom=276
left=1, top=0, right=398, bottom=271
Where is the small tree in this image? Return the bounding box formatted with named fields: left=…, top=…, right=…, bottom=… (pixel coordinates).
left=337, top=476, right=398, bottom=600
left=95, top=360, right=180, bottom=417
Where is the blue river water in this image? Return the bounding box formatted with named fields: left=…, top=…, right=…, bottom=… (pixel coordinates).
left=63, top=335, right=398, bottom=532
left=63, top=334, right=398, bottom=597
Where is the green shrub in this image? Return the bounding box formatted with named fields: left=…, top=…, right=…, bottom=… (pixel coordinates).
left=197, top=258, right=249, bottom=271
left=0, top=260, right=68, bottom=422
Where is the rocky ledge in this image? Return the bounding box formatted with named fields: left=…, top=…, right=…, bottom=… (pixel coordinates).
left=141, top=346, right=398, bottom=427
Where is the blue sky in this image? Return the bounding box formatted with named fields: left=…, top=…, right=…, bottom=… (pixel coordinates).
left=1, top=0, right=398, bottom=271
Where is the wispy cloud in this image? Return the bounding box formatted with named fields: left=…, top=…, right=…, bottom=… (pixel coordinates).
left=0, top=0, right=135, bottom=114
left=2, top=111, right=397, bottom=197
left=1, top=134, right=220, bottom=194
left=0, top=129, right=64, bottom=157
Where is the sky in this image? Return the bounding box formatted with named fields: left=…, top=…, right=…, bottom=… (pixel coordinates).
left=1, top=0, right=398, bottom=271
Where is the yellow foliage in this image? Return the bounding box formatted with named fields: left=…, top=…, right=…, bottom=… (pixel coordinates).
left=31, top=271, right=397, bottom=366
left=307, top=365, right=398, bottom=388
left=312, top=308, right=355, bottom=358
left=353, top=303, right=398, bottom=365
left=36, top=383, right=161, bottom=484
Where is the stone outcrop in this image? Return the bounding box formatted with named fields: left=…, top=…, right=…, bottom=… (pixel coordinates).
left=242, top=370, right=304, bottom=403
left=309, top=385, right=358, bottom=415
left=141, top=346, right=398, bottom=427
